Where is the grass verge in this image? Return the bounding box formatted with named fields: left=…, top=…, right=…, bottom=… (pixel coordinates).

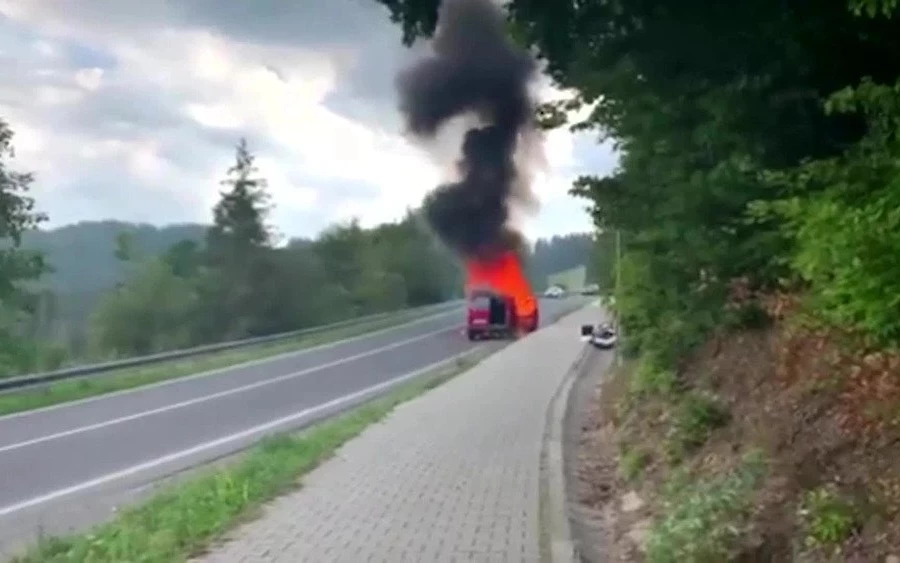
left=0, top=306, right=452, bottom=417
left=12, top=350, right=485, bottom=563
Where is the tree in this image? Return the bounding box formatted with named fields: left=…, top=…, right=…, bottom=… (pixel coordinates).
left=369, top=211, right=460, bottom=306
left=163, top=239, right=202, bottom=279
left=90, top=257, right=197, bottom=356
left=198, top=138, right=274, bottom=340
left=0, top=118, right=49, bottom=375
left=206, top=137, right=272, bottom=261
left=312, top=220, right=403, bottom=315
left=525, top=233, right=595, bottom=288
left=114, top=230, right=136, bottom=263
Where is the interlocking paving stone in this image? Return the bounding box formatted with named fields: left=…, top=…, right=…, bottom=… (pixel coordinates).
left=197, top=306, right=597, bottom=563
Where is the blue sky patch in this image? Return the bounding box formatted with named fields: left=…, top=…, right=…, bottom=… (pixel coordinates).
left=61, top=38, right=117, bottom=69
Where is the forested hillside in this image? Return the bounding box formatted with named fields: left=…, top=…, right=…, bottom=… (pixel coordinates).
left=527, top=232, right=592, bottom=289
left=377, top=0, right=900, bottom=559
left=23, top=221, right=206, bottom=294
left=25, top=222, right=591, bottom=300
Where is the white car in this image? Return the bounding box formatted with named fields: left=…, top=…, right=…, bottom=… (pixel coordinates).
left=544, top=286, right=564, bottom=298
left=590, top=323, right=618, bottom=349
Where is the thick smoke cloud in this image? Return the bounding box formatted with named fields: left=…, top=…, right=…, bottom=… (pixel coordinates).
left=396, top=0, right=539, bottom=259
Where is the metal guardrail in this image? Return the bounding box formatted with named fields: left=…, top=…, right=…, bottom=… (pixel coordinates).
left=0, top=299, right=464, bottom=393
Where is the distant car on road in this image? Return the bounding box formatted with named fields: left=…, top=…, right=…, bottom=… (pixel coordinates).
left=543, top=285, right=565, bottom=298
left=581, top=283, right=601, bottom=295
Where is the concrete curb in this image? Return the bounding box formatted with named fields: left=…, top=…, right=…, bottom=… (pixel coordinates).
left=539, top=337, right=591, bottom=562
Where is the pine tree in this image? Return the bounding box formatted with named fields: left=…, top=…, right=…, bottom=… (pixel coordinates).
left=197, top=138, right=274, bottom=340
left=206, top=138, right=272, bottom=264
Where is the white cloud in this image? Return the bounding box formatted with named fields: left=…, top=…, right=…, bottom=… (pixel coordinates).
left=0, top=0, right=615, bottom=241
left=73, top=67, right=103, bottom=91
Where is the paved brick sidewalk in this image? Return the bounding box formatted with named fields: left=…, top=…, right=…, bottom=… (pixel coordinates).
left=198, top=305, right=598, bottom=563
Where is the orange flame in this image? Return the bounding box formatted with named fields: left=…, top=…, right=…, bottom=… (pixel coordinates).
left=464, top=250, right=536, bottom=319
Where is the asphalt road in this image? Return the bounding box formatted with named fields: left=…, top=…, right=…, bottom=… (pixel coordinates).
left=0, top=296, right=587, bottom=555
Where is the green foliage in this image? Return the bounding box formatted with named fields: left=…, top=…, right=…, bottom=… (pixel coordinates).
left=753, top=78, right=900, bottom=346
left=619, top=446, right=651, bottom=482
left=23, top=221, right=207, bottom=294
left=629, top=355, right=679, bottom=397
left=798, top=486, right=858, bottom=550
left=667, top=392, right=731, bottom=461
left=207, top=137, right=272, bottom=256
left=546, top=265, right=586, bottom=291
left=89, top=258, right=198, bottom=357
left=646, top=452, right=767, bottom=563
left=0, top=119, right=49, bottom=376
left=526, top=232, right=595, bottom=287
left=586, top=230, right=617, bottom=291
left=615, top=251, right=722, bottom=366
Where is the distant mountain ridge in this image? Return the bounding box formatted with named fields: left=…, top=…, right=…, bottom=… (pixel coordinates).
left=18, top=221, right=595, bottom=296
left=22, top=221, right=207, bottom=293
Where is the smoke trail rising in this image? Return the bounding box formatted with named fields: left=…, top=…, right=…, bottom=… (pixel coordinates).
left=396, top=0, right=540, bottom=259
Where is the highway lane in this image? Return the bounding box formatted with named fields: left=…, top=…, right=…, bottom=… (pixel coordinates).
left=0, top=307, right=465, bottom=447
left=0, top=296, right=585, bottom=552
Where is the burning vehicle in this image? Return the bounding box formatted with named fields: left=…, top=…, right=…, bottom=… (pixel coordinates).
left=465, top=251, right=539, bottom=340
left=396, top=0, right=544, bottom=340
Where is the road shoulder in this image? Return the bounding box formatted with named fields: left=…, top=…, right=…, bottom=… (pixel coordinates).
left=561, top=347, right=616, bottom=562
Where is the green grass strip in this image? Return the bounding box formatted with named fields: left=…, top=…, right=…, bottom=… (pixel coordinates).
left=0, top=306, right=452, bottom=417
left=12, top=352, right=482, bottom=563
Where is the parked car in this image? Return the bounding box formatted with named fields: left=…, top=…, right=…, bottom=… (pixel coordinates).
left=579, top=322, right=618, bottom=349
left=590, top=323, right=618, bottom=349
left=581, top=283, right=601, bottom=295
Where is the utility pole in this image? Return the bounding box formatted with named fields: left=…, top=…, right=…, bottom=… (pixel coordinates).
left=614, top=229, right=622, bottom=366
left=615, top=229, right=622, bottom=303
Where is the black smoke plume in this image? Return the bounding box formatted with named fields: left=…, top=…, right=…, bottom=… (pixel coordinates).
left=396, top=0, right=538, bottom=260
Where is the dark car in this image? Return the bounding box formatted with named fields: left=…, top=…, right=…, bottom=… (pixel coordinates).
left=581, top=283, right=601, bottom=296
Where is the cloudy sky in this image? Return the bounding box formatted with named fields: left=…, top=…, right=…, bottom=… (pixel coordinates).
left=0, top=0, right=617, bottom=241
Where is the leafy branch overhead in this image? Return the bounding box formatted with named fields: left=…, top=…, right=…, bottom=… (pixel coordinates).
left=0, top=119, right=49, bottom=374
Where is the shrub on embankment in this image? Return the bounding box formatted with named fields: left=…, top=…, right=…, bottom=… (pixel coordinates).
left=578, top=291, right=900, bottom=560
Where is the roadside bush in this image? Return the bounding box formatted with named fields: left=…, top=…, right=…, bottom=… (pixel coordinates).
left=629, top=356, right=679, bottom=397
left=798, top=486, right=858, bottom=550
left=666, top=392, right=730, bottom=461
left=618, top=446, right=651, bottom=482
left=646, top=452, right=766, bottom=563
left=614, top=251, right=722, bottom=369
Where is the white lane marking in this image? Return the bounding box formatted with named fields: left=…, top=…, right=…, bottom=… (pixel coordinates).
left=0, top=325, right=458, bottom=454
left=0, top=349, right=481, bottom=518
left=0, top=307, right=461, bottom=423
